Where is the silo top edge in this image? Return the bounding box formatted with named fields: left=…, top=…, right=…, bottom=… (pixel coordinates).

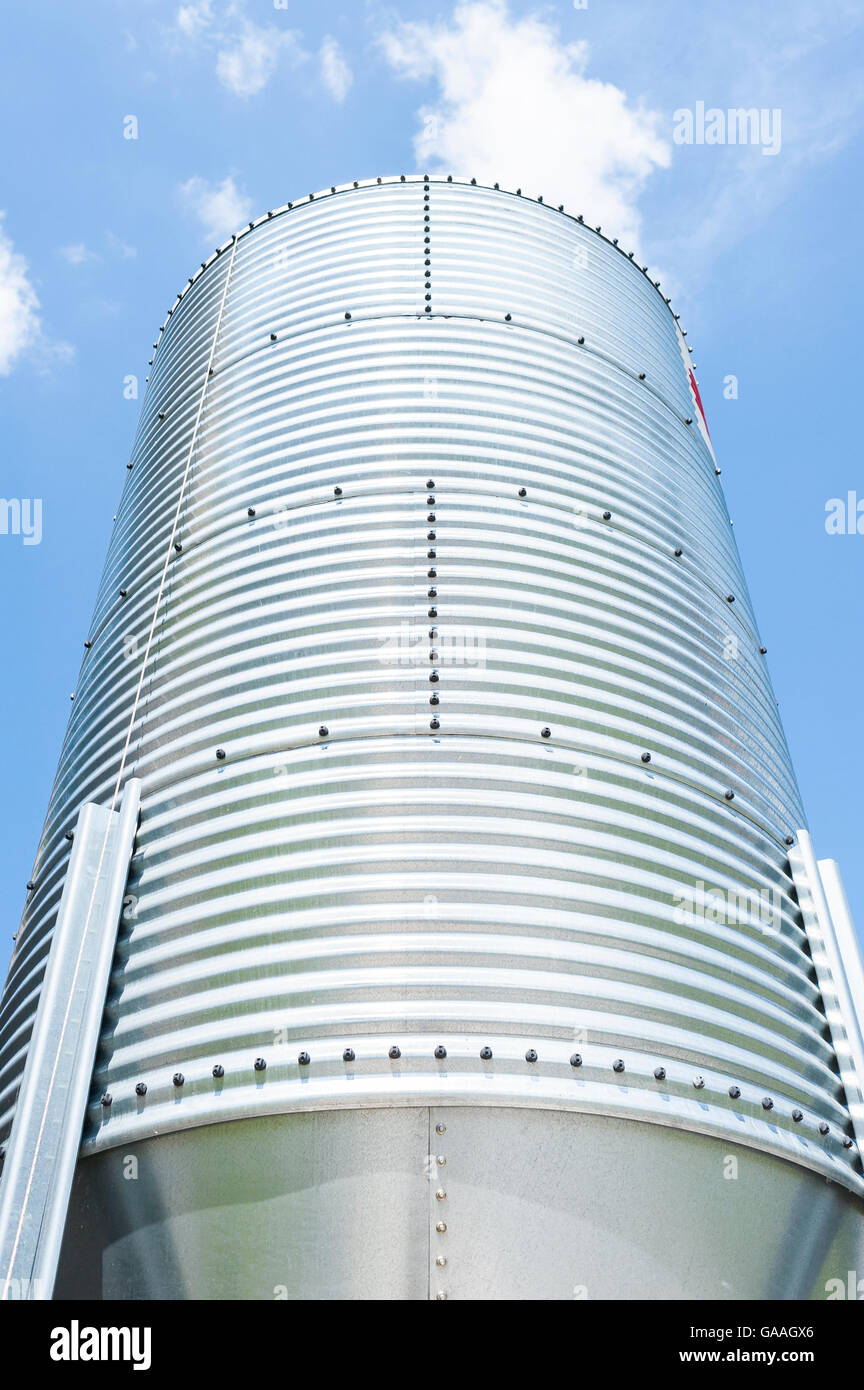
left=151, top=175, right=686, bottom=360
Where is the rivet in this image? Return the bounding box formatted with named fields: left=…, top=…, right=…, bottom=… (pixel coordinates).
left=518, top=487, right=527, bottom=497
left=212, top=1065, right=224, bottom=1079
left=480, top=1046, right=493, bottom=1060
left=84, top=640, right=92, bottom=649
left=602, top=510, right=612, bottom=520
left=470, top=177, right=477, bottom=185
left=135, top=1082, right=147, bottom=1096
left=427, top=512, right=436, bottom=522
left=426, top=479, right=435, bottom=489
left=724, top=790, right=735, bottom=801
left=174, top=541, right=183, bottom=552
left=435, top=1189, right=446, bottom=1200
left=761, top=1096, right=773, bottom=1110
left=792, top=1108, right=803, bottom=1122
left=429, top=671, right=439, bottom=683
left=525, top=1048, right=538, bottom=1063
left=100, top=1092, right=112, bottom=1107
left=760, top=646, right=768, bottom=654
left=434, top=1045, right=447, bottom=1060
left=674, top=548, right=682, bottom=558
left=298, top=1051, right=311, bottom=1066
left=65, top=830, right=74, bottom=841
left=818, top=1122, right=830, bottom=1136
left=540, top=727, right=551, bottom=739
left=428, top=568, right=437, bottom=579
left=158, top=411, right=166, bottom=420
left=638, top=372, right=646, bottom=380
left=119, top=588, right=128, bottom=597
left=389, top=1046, right=401, bottom=1060
left=726, top=594, right=735, bottom=603
left=126, top=462, right=133, bottom=469
left=693, top=1075, right=705, bottom=1089
left=435, top=1291, right=447, bottom=1300
left=430, top=693, right=440, bottom=706
left=785, top=835, right=795, bottom=847
left=427, top=495, right=435, bottom=505
left=447, top=175, right=453, bottom=182
left=613, top=1059, right=625, bottom=1073
left=570, top=1053, right=582, bottom=1068
left=270, top=332, right=277, bottom=341
left=343, top=1048, right=355, bottom=1062
left=641, top=752, right=651, bottom=763
left=654, top=1066, right=666, bottom=1081
left=428, top=587, right=437, bottom=598
left=344, top=312, right=351, bottom=320
left=504, top=313, right=512, bottom=321
left=427, top=549, right=436, bottom=559
left=436, top=1123, right=446, bottom=1134
left=26, top=881, right=35, bottom=891
left=427, top=530, right=436, bottom=541
left=254, top=1057, right=266, bottom=1072
left=577, top=336, right=585, bottom=345
left=173, top=1073, right=184, bottom=1087
left=728, top=1085, right=741, bottom=1099
left=430, top=718, right=440, bottom=730
left=436, top=1154, right=446, bottom=1166
left=436, top=1221, right=447, bottom=1232
left=334, top=486, right=343, bottom=496
left=216, top=748, right=226, bottom=760
left=685, top=417, right=693, bottom=425
left=247, top=507, right=256, bottom=517
left=842, top=1137, right=854, bottom=1149
left=436, top=1256, right=446, bottom=1267
left=318, top=725, right=329, bottom=737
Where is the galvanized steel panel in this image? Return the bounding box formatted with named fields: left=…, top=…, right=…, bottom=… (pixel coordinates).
left=1, top=177, right=861, bottom=1214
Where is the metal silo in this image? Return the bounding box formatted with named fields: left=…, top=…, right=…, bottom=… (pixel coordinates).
left=1, top=175, right=863, bottom=1301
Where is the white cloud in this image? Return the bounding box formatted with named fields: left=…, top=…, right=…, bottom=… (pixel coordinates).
left=106, top=231, right=137, bottom=260
left=176, top=1, right=213, bottom=40
left=379, top=0, right=669, bottom=253
left=0, top=216, right=42, bottom=375
left=320, top=37, right=352, bottom=103
left=216, top=23, right=302, bottom=97
left=178, top=174, right=253, bottom=244
left=59, top=243, right=97, bottom=266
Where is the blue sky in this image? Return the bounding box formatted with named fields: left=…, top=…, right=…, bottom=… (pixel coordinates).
left=1, top=0, right=863, bottom=944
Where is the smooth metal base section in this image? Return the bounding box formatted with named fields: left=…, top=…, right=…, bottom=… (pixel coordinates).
left=56, top=1107, right=864, bottom=1301
left=0, top=781, right=140, bottom=1301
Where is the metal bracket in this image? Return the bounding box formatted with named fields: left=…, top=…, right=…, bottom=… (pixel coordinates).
left=0, top=780, right=140, bottom=1301
left=789, top=830, right=864, bottom=1148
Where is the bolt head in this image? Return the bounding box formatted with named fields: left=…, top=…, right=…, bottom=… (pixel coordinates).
left=254, top=1057, right=266, bottom=1072
left=298, top=1051, right=310, bottom=1066
left=761, top=1096, right=773, bottom=1110
left=135, top=1082, right=147, bottom=1096
left=212, top=1065, right=224, bottom=1079
left=435, top=1189, right=446, bottom=1200
left=436, top=1221, right=447, bottom=1232
left=436, top=1155, right=446, bottom=1166
left=818, top=1122, right=830, bottom=1136
left=100, top=1093, right=112, bottom=1107
left=318, top=725, right=329, bottom=738
left=430, top=718, right=440, bottom=730
left=343, top=1048, right=355, bottom=1062
left=173, top=1073, right=184, bottom=1087
left=525, top=1048, right=538, bottom=1063
left=792, top=1108, right=803, bottom=1122
left=724, top=790, right=735, bottom=801
left=693, top=1075, right=705, bottom=1089
left=389, top=1046, right=401, bottom=1060
left=216, top=748, right=226, bottom=760
left=654, top=1066, right=666, bottom=1081
left=435, top=1123, right=446, bottom=1134
left=426, top=480, right=435, bottom=489
left=641, top=752, right=651, bottom=764
left=541, top=727, right=551, bottom=739
left=570, top=1053, right=582, bottom=1068
left=480, top=1046, right=493, bottom=1060
left=728, top=1085, right=741, bottom=1099
left=613, top=1059, right=625, bottom=1073
left=434, top=1045, right=447, bottom=1060
left=436, top=1255, right=446, bottom=1267
left=602, top=510, right=612, bottom=520
left=518, top=487, right=527, bottom=497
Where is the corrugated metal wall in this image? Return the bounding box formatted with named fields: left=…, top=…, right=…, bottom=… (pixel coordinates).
left=1, top=177, right=859, bottom=1198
